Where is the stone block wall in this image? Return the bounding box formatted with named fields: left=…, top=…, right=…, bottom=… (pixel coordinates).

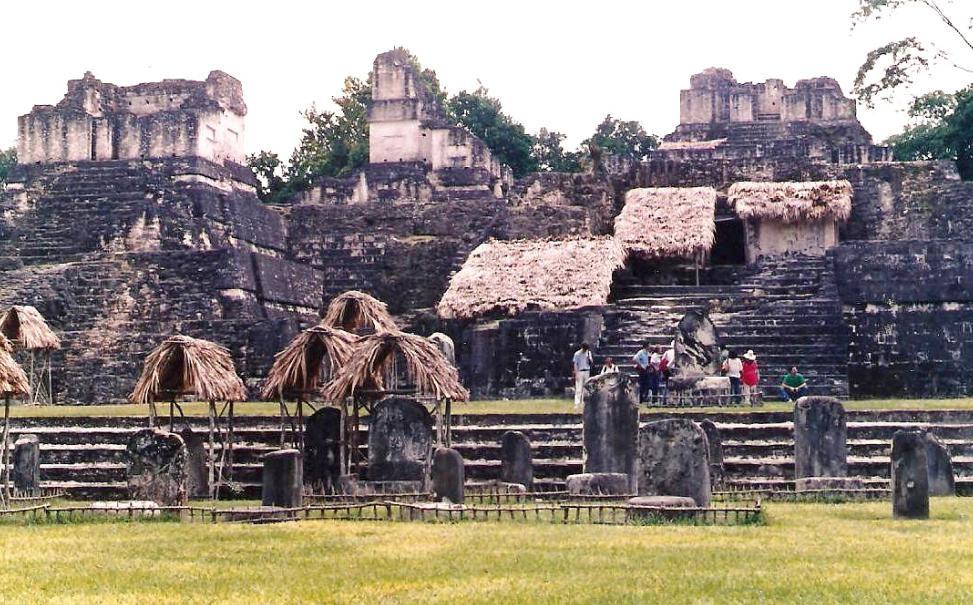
left=442, top=310, right=605, bottom=399
left=836, top=240, right=973, bottom=397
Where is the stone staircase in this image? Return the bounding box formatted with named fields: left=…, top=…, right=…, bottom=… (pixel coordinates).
left=7, top=409, right=973, bottom=499
left=599, top=254, right=849, bottom=398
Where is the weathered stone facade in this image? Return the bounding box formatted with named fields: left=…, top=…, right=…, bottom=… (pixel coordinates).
left=5, top=54, right=973, bottom=403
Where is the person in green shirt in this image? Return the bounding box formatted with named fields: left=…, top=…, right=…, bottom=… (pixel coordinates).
left=779, top=366, right=808, bottom=401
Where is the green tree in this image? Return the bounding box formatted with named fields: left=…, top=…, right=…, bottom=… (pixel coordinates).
left=582, top=115, right=659, bottom=161
left=532, top=128, right=584, bottom=173
left=852, top=0, right=973, bottom=106
left=287, top=76, right=371, bottom=186
left=448, top=86, right=538, bottom=177
left=886, top=86, right=973, bottom=179
left=246, top=150, right=287, bottom=203
left=0, top=147, right=16, bottom=190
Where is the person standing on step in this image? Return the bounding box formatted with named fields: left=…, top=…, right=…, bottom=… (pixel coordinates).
left=572, top=342, right=593, bottom=410
left=648, top=345, right=663, bottom=404
left=779, top=366, right=808, bottom=401
left=723, top=350, right=743, bottom=405
left=633, top=341, right=653, bottom=404
left=741, top=350, right=760, bottom=406
left=599, top=356, right=619, bottom=375
left=658, top=343, right=675, bottom=405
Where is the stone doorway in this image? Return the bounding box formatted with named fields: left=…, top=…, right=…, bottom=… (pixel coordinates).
left=711, top=217, right=746, bottom=265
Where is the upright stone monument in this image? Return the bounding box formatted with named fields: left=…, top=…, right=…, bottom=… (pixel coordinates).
left=699, top=419, right=725, bottom=487
left=12, top=434, right=41, bottom=494
left=500, top=431, right=533, bottom=488
left=794, top=396, right=847, bottom=479
left=178, top=428, right=210, bottom=499
left=892, top=430, right=929, bottom=519
left=431, top=447, right=465, bottom=504
left=924, top=432, right=955, bottom=497
left=305, top=407, right=342, bottom=491
left=637, top=418, right=711, bottom=506
left=126, top=428, right=188, bottom=506
left=367, top=397, right=433, bottom=484
left=583, top=373, right=639, bottom=491
left=261, top=449, right=303, bottom=508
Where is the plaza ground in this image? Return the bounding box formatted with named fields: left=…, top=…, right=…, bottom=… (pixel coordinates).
left=8, top=397, right=973, bottom=417
left=0, top=498, right=971, bottom=604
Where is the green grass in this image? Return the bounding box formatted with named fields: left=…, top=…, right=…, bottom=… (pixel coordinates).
left=9, top=397, right=973, bottom=418
left=1, top=499, right=972, bottom=603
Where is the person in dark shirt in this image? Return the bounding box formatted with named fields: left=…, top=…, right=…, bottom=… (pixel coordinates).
left=779, top=366, right=808, bottom=401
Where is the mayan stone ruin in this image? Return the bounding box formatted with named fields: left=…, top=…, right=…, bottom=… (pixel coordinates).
left=1, top=48, right=972, bottom=408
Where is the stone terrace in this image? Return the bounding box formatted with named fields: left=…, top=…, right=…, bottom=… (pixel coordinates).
left=9, top=408, right=973, bottom=499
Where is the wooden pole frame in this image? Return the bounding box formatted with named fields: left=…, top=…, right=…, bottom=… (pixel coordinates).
left=2, top=395, right=10, bottom=502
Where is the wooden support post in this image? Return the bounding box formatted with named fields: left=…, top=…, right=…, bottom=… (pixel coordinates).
left=297, top=399, right=305, bottom=453
left=278, top=395, right=287, bottom=448
left=2, top=396, right=10, bottom=502
left=168, top=400, right=174, bottom=433
left=352, top=398, right=361, bottom=474
left=339, top=399, right=348, bottom=476
left=207, top=400, right=216, bottom=500
left=445, top=398, right=452, bottom=447
left=47, top=351, right=53, bottom=406
left=227, top=401, right=235, bottom=483
left=148, top=400, right=157, bottom=428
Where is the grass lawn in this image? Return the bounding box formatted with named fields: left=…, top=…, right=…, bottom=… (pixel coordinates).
left=8, top=397, right=973, bottom=418
left=1, top=499, right=972, bottom=603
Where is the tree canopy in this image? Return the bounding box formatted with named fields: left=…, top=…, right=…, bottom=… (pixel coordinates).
left=0, top=148, right=16, bottom=190
left=852, top=0, right=972, bottom=106
left=247, top=53, right=659, bottom=203
left=886, top=86, right=973, bottom=179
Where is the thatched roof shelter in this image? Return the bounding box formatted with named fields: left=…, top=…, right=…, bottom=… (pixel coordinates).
left=129, top=335, right=248, bottom=404
left=322, top=330, right=469, bottom=402
left=437, top=238, right=626, bottom=319
left=261, top=325, right=359, bottom=400
left=321, top=291, right=398, bottom=333
left=729, top=180, right=854, bottom=224
left=614, top=187, right=718, bottom=260
left=0, top=306, right=61, bottom=351
left=0, top=339, right=29, bottom=397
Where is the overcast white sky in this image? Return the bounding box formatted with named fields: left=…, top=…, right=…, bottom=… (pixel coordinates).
left=1, top=0, right=969, bottom=158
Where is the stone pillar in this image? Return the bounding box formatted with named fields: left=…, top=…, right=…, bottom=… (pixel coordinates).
left=305, top=407, right=342, bottom=492
left=126, top=428, right=188, bottom=506
left=262, top=449, right=303, bottom=508
left=500, top=431, right=532, bottom=488
left=637, top=419, right=711, bottom=506
left=431, top=447, right=465, bottom=504
left=892, top=430, right=929, bottom=519
left=367, top=397, right=433, bottom=483
left=924, top=432, right=955, bottom=497
left=178, top=428, right=209, bottom=499
left=794, top=396, right=847, bottom=479
left=699, top=419, right=724, bottom=487
left=12, top=434, right=41, bottom=495
left=582, top=373, right=639, bottom=491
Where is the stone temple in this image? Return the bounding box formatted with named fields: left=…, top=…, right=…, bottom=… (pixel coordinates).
left=2, top=50, right=973, bottom=402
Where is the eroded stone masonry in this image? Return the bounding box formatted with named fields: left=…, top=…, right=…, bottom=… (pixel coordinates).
left=2, top=51, right=972, bottom=402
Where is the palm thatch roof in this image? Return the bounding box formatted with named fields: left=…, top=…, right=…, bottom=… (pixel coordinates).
left=437, top=238, right=626, bottom=319
left=322, top=330, right=469, bottom=402
left=729, top=180, right=854, bottom=223
left=129, top=335, right=248, bottom=404
left=614, top=187, right=718, bottom=260
left=0, top=305, right=61, bottom=351
left=260, top=325, right=359, bottom=399
left=321, top=291, right=398, bottom=333
left=0, top=343, right=30, bottom=397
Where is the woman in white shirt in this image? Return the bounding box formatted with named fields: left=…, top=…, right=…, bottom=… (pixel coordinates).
left=723, top=350, right=743, bottom=405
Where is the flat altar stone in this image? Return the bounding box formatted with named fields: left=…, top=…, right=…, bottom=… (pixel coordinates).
left=627, top=496, right=696, bottom=507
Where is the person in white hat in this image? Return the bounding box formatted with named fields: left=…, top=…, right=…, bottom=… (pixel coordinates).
left=741, top=350, right=760, bottom=406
